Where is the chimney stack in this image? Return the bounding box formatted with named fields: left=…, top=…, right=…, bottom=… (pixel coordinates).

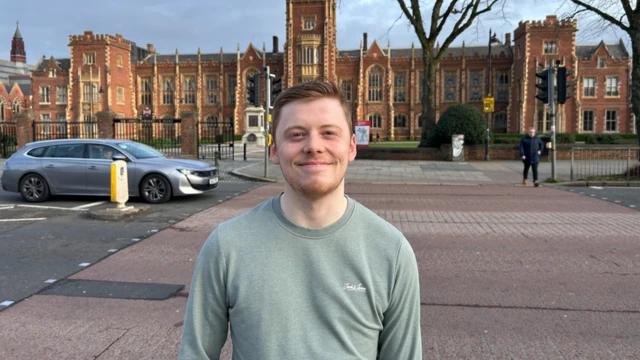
left=505, top=33, right=511, bottom=45
left=363, top=33, right=368, bottom=50
left=273, top=36, right=279, bottom=53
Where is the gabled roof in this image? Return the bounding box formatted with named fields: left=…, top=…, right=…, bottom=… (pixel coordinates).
left=576, top=41, right=630, bottom=59
left=35, top=57, right=71, bottom=72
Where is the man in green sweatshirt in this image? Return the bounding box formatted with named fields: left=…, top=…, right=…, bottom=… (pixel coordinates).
left=178, top=80, right=422, bottom=359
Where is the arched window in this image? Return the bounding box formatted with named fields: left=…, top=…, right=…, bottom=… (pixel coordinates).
left=368, top=113, right=382, bottom=128
left=0, top=99, right=5, bottom=121
left=368, top=67, right=383, bottom=102
left=493, top=112, right=507, bottom=133
left=394, top=114, right=407, bottom=128
left=12, top=99, right=21, bottom=114
left=205, top=115, right=219, bottom=130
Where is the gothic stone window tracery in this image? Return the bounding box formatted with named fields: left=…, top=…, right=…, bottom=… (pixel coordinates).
left=141, top=77, right=152, bottom=105
left=368, top=67, right=383, bottom=102
left=183, top=75, right=196, bottom=104
left=368, top=113, right=382, bottom=128
left=444, top=72, right=457, bottom=102
left=394, top=73, right=406, bottom=102
left=162, top=76, right=174, bottom=105
left=206, top=75, right=218, bottom=104
left=394, top=114, right=407, bottom=128
left=469, top=71, right=483, bottom=102
left=495, top=70, right=509, bottom=102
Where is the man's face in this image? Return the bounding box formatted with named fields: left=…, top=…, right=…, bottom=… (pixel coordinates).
left=528, top=129, right=536, bottom=137
left=270, top=97, right=356, bottom=200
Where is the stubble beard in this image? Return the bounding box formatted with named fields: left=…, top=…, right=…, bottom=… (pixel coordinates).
left=283, top=168, right=344, bottom=201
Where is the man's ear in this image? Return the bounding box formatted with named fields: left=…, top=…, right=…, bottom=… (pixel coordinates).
left=270, top=143, right=279, bottom=164
left=348, top=134, right=357, bottom=162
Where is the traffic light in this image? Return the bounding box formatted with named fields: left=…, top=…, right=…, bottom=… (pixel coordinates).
left=535, top=67, right=554, bottom=105
left=557, top=67, right=575, bottom=104
left=270, top=77, right=282, bottom=106
left=246, top=74, right=258, bottom=106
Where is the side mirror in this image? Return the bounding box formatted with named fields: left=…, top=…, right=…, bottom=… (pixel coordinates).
left=112, top=154, right=129, bottom=162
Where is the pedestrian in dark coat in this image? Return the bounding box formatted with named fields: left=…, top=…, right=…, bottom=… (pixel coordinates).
left=519, top=127, right=544, bottom=187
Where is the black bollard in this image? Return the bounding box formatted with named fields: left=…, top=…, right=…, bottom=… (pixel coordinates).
left=243, top=143, right=247, bottom=161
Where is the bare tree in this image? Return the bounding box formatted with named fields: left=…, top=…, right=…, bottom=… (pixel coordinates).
left=563, top=1, right=640, bottom=143
left=397, top=0, right=500, bottom=147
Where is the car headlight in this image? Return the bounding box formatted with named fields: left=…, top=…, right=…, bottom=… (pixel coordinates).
left=178, top=169, right=196, bottom=176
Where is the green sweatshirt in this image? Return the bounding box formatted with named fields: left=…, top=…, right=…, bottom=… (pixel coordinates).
left=178, top=194, right=422, bottom=359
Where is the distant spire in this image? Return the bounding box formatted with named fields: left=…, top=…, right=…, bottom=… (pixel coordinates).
left=14, top=21, right=22, bottom=39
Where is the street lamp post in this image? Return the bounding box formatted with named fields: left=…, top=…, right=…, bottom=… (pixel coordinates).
left=485, top=30, right=501, bottom=161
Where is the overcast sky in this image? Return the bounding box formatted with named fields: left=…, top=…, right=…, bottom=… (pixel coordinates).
left=2, top=0, right=628, bottom=63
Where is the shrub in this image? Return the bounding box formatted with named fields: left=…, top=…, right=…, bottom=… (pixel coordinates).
left=555, top=133, right=575, bottom=144
left=584, top=134, right=597, bottom=144
left=427, top=103, right=487, bottom=147
left=595, top=134, right=621, bottom=144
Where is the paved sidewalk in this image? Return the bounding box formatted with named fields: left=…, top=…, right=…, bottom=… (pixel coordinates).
left=228, top=158, right=576, bottom=185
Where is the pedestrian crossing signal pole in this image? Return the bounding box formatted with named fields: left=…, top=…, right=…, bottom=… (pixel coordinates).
left=264, top=66, right=270, bottom=178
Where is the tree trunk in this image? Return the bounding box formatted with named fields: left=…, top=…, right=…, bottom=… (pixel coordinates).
left=631, top=29, right=640, bottom=146
left=418, top=52, right=437, bottom=147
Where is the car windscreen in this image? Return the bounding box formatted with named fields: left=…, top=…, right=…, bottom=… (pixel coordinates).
left=115, top=142, right=166, bottom=159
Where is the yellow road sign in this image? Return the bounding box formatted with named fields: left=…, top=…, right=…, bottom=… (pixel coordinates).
left=483, top=96, right=494, bottom=113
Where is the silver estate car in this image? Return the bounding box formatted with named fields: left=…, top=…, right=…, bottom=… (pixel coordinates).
left=1, top=139, right=218, bottom=203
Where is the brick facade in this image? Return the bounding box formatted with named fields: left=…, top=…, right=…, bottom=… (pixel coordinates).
left=9, top=3, right=635, bottom=141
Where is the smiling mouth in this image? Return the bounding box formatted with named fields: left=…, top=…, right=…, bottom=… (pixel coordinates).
left=298, top=162, right=332, bottom=167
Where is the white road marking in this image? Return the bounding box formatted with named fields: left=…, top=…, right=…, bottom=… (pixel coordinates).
left=0, top=301, right=14, bottom=307
left=78, top=263, right=90, bottom=267
left=0, top=218, right=47, bottom=222
left=18, top=204, right=84, bottom=211
left=630, top=205, right=636, bottom=208
left=131, top=238, right=140, bottom=242
left=107, top=249, right=118, bottom=253
left=589, top=186, right=603, bottom=190
left=44, top=279, right=57, bottom=284
left=70, top=201, right=106, bottom=210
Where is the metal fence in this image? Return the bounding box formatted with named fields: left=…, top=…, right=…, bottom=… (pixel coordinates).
left=114, top=118, right=182, bottom=158
left=0, top=121, right=18, bottom=158
left=198, top=119, right=235, bottom=160
left=570, top=147, right=640, bottom=181
left=32, top=121, right=97, bottom=142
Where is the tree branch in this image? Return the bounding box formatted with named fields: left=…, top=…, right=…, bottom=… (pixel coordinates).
left=435, top=0, right=461, bottom=36
left=568, top=0, right=631, bottom=31
left=436, top=0, right=499, bottom=61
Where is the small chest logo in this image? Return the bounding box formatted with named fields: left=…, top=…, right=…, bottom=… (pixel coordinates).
left=343, top=283, right=367, bottom=293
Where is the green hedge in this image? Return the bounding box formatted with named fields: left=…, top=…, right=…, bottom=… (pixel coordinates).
left=427, top=103, right=487, bottom=147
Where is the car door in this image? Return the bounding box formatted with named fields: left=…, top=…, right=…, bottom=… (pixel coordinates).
left=40, top=143, right=88, bottom=194
left=85, top=144, right=133, bottom=195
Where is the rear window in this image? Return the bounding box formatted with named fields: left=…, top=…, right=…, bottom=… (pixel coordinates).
left=26, top=146, right=48, bottom=158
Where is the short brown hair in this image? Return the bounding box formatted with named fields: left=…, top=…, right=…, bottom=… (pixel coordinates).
left=271, top=80, right=351, bottom=143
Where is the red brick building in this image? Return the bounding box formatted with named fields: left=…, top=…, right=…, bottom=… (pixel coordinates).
left=21, top=0, right=635, bottom=140
left=0, top=23, right=33, bottom=123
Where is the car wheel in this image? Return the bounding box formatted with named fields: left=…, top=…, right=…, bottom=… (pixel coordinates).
left=19, top=173, right=50, bottom=203
left=140, top=174, right=172, bottom=204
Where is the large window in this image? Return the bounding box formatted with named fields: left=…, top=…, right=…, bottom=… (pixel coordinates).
left=341, top=79, right=352, bottom=102
left=228, top=75, right=237, bottom=105
left=206, top=75, right=218, bottom=104
left=394, top=73, right=406, bottom=102
left=605, top=109, right=618, bottom=132
left=298, top=46, right=319, bottom=65
left=536, top=108, right=551, bottom=132
left=83, top=52, right=95, bottom=65
left=493, top=112, right=507, bottom=133
left=469, top=71, right=483, bottom=102
left=583, top=78, right=595, bottom=97
left=141, top=76, right=152, bottom=105
left=368, top=67, right=383, bottom=102
left=83, top=83, right=98, bottom=103
left=56, top=86, right=67, bottom=104
left=41, top=113, right=51, bottom=134
left=394, top=114, right=407, bottom=128
left=582, top=110, right=595, bottom=132
left=303, top=17, right=315, bottom=30
left=162, top=76, right=174, bottom=105
left=495, top=70, right=509, bottom=101
left=606, top=77, right=619, bottom=96
left=39, top=86, right=50, bottom=104
left=368, top=113, right=382, bottom=128
left=444, top=71, right=457, bottom=102
left=183, top=75, right=196, bottom=104
left=543, top=41, right=557, bottom=54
